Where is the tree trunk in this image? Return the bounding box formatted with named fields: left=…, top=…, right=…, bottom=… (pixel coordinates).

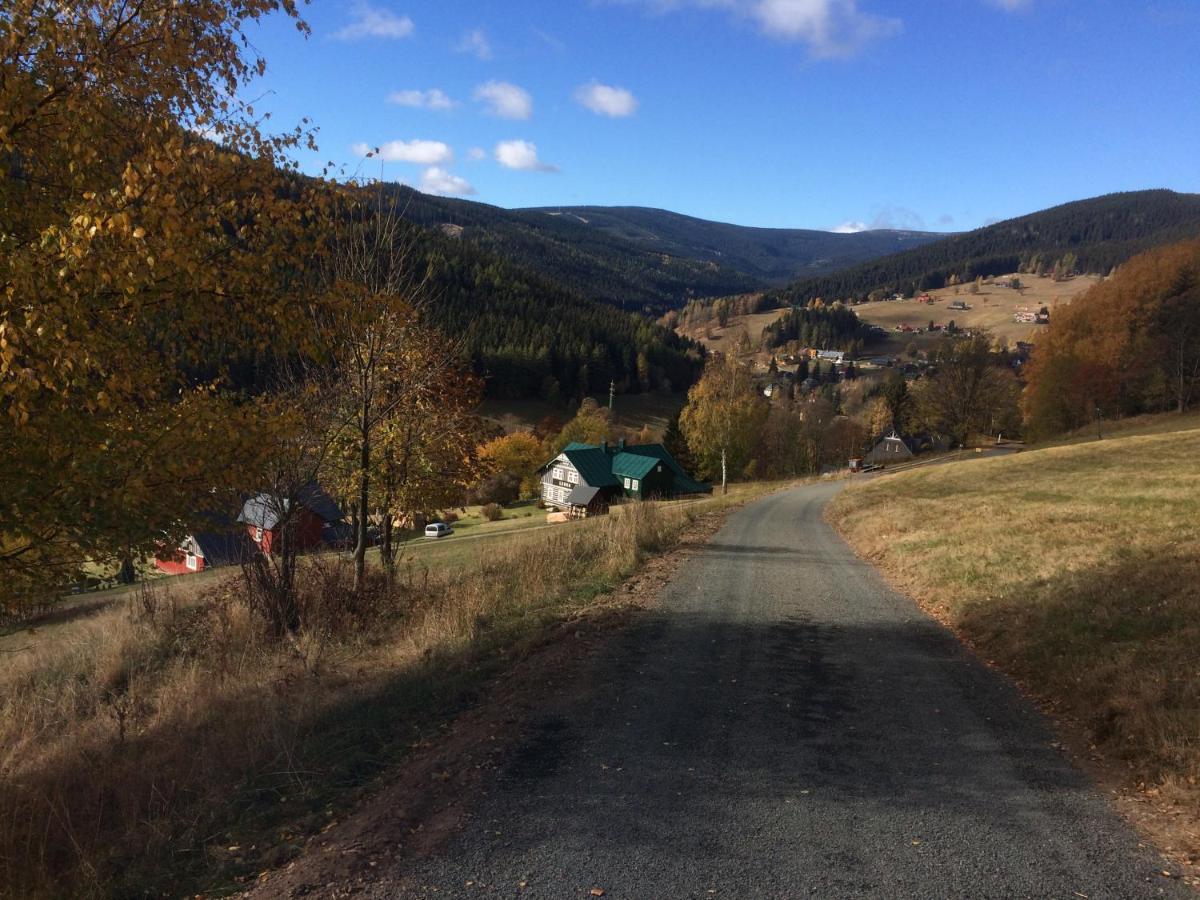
left=353, top=391, right=371, bottom=591
left=117, top=554, right=136, bottom=585
left=380, top=480, right=396, bottom=582
left=721, top=446, right=728, bottom=495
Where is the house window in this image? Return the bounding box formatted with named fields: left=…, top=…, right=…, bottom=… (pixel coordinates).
left=255, top=526, right=264, bottom=543
left=623, top=477, right=631, bottom=489
left=185, top=552, right=198, bottom=571
left=553, top=466, right=565, bottom=481
left=568, top=470, right=579, bottom=484
left=631, top=479, right=639, bottom=492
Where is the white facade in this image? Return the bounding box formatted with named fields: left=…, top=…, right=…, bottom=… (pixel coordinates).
left=542, top=454, right=581, bottom=509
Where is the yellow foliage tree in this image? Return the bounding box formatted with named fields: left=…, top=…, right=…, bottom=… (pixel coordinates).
left=0, top=1, right=323, bottom=608
left=679, top=354, right=768, bottom=493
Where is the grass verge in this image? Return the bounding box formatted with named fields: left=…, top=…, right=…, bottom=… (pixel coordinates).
left=828, top=417, right=1200, bottom=868
left=0, top=482, right=778, bottom=898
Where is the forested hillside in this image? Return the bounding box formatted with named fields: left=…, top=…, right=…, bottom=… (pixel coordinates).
left=773, top=190, right=1200, bottom=305
left=516, top=205, right=944, bottom=284
left=384, top=185, right=945, bottom=311
left=413, top=224, right=705, bottom=400
left=385, top=185, right=758, bottom=312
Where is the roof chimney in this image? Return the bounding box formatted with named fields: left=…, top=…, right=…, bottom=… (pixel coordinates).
left=601, top=440, right=608, bottom=453
left=618, top=438, right=626, bottom=451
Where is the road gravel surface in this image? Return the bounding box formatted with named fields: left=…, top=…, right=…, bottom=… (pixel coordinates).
left=365, top=481, right=1184, bottom=898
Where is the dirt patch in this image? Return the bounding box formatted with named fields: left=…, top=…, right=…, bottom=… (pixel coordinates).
left=241, top=506, right=736, bottom=898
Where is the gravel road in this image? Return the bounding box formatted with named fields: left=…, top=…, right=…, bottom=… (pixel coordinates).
left=369, top=481, right=1185, bottom=898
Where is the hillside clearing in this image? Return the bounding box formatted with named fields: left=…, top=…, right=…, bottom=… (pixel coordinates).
left=853, top=274, right=1101, bottom=353
left=828, top=418, right=1200, bottom=872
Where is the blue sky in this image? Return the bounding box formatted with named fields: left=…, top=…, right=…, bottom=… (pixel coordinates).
left=245, top=0, right=1200, bottom=231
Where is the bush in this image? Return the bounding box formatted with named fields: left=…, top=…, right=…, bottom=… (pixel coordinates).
left=466, top=472, right=521, bottom=506
left=440, top=511, right=459, bottom=525
left=481, top=503, right=503, bottom=522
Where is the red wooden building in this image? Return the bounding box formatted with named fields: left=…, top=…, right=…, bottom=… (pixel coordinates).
left=237, top=483, right=344, bottom=554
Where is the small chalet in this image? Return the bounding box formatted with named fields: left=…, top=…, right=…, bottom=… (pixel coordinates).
left=864, top=431, right=915, bottom=466
left=155, top=522, right=253, bottom=575
left=540, top=440, right=710, bottom=514
left=238, top=482, right=344, bottom=554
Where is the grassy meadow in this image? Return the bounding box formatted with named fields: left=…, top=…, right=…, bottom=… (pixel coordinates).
left=829, top=416, right=1200, bottom=855
left=0, top=483, right=779, bottom=898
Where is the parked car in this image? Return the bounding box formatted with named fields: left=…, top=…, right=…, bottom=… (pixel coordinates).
left=424, top=522, right=453, bottom=539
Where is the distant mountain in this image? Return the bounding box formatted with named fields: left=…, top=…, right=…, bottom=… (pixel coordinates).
left=772, top=190, right=1200, bottom=305
left=381, top=185, right=944, bottom=312
left=519, top=205, right=945, bottom=285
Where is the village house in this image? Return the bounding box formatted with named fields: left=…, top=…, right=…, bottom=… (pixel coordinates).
left=238, top=482, right=344, bottom=554
left=540, top=440, right=710, bottom=515
left=864, top=431, right=916, bottom=466
left=155, top=519, right=253, bottom=575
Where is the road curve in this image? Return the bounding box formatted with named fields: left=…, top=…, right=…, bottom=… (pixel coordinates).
left=371, top=481, right=1184, bottom=898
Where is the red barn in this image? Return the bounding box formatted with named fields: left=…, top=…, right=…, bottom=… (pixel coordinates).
left=237, top=482, right=344, bottom=555
left=155, top=527, right=253, bottom=575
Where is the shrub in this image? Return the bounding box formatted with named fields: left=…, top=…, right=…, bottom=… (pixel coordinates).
left=466, top=472, right=520, bottom=506
left=481, top=503, right=503, bottom=522
left=440, top=511, right=459, bottom=525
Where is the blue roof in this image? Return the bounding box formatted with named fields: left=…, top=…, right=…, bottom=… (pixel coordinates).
left=238, top=482, right=343, bottom=529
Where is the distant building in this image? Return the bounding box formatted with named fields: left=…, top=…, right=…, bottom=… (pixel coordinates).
left=238, top=482, right=344, bottom=555
left=155, top=520, right=253, bottom=575
left=539, top=440, right=710, bottom=512
left=864, top=431, right=915, bottom=466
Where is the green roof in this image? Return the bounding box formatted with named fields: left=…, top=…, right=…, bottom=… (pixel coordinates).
left=560, top=447, right=620, bottom=487
left=611, top=452, right=660, bottom=480
left=619, top=444, right=712, bottom=494
left=545, top=442, right=710, bottom=495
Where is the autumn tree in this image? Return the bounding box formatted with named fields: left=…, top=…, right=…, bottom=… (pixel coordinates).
left=318, top=192, right=486, bottom=589
left=1024, top=238, right=1200, bottom=436
left=477, top=432, right=545, bottom=497
left=550, top=399, right=615, bottom=453
left=913, top=330, right=1019, bottom=446
left=0, top=0, right=322, bottom=609
left=679, top=354, right=768, bottom=493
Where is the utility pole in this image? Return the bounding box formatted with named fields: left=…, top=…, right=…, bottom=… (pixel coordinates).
left=608, top=380, right=615, bottom=413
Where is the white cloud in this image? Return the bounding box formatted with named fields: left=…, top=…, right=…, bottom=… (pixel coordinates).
left=830, top=205, right=926, bottom=233
left=618, top=0, right=900, bottom=58
left=494, top=140, right=558, bottom=172
left=456, top=28, right=493, bottom=59
left=387, top=88, right=456, bottom=110
left=351, top=139, right=453, bottom=164
left=420, top=167, right=476, bottom=196
left=474, top=80, right=534, bottom=119
left=574, top=82, right=639, bottom=117
left=333, top=3, right=414, bottom=40
left=466, top=147, right=488, bottom=161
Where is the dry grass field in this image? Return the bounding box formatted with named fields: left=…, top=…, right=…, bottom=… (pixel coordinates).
left=0, top=482, right=783, bottom=897
left=853, top=274, right=1101, bottom=353
left=671, top=275, right=1100, bottom=368
left=829, top=415, right=1200, bottom=865
left=679, top=308, right=787, bottom=357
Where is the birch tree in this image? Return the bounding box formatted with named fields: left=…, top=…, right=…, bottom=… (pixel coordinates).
left=679, top=354, right=768, bottom=493
left=0, top=0, right=323, bottom=610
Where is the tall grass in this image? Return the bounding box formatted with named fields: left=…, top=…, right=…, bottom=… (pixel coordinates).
left=0, top=497, right=720, bottom=898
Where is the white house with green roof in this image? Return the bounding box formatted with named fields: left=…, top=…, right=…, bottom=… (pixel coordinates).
left=539, top=439, right=710, bottom=513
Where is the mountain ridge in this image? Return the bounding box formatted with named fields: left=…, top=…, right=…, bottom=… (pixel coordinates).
left=381, top=184, right=945, bottom=311
left=771, top=189, right=1200, bottom=305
